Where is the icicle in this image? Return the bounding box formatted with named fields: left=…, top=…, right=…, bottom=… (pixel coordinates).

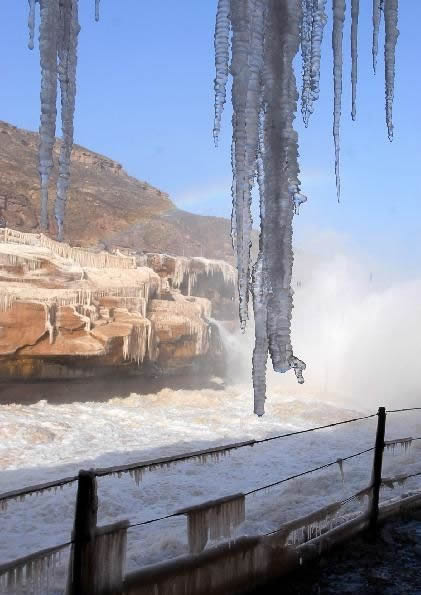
left=55, top=0, right=80, bottom=241
left=28, top=0, right=37, bottom=50
left=284, top=501, right=341, bottom=546
left=372, top=0, right=383, bottom=74
left=95, top=0, right=100, bottom=22
left=38, top=0, right=59, bottom=231
left=350, top=0, right=359, bottom=120
left=92, top=527, right=127, bottom=592
left=129, top=467, right=144, bottom=487
left=230, top=0, right=254, bottom=331
left=180, top=494, right=245, bottom=554
left=300, top=0, right=313, bottom=126
left=309, top=0, right=327, bottom=111
left=381, top=474, right=408, bottom=490
left=213, top=0, right=231, bottom=145
left=336, top=458, right=345, bottom=484
left=252, top=254, right=269, bottom=416
left=332, top=0, right=346, bottom=201
left=384, top=0, right=399, bottom=141
left=384, top=437, right=412, bottom=454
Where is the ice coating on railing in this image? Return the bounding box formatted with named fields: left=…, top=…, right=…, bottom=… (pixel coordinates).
left=384, top=437, right=412, bottom=455
left=181, top=494, right=245, bottom=554
left=0, top=548, right=65, bottom=595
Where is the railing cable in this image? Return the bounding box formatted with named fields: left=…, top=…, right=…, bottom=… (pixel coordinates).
left=126, top=447, right=374, bottom=529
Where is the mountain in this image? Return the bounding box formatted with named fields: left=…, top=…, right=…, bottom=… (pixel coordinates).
left=0, top=120, right=235, bottom=264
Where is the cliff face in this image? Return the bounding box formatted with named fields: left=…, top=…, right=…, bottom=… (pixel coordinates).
left=0, top=120, right=235, bottom=264
left=0, top=228, right=236, bottom=380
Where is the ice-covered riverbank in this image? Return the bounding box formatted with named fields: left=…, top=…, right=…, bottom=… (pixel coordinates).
left=0, top=381, right=420, bottom=588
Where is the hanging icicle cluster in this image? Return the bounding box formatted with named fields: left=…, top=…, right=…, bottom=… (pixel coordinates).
left=26, top=1, right=100, bottom=240
left=214, top=0, right=399, bottom=415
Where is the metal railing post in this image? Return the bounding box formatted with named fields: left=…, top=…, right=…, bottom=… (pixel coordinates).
left=67, top=470, right=98, bottom=595
left=368, top=406, right=386, bottom=536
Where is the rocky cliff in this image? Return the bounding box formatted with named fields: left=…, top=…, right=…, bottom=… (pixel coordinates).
left=0, top=228, right=237, bottom=380
left=0, top=120, right=235, bottom=264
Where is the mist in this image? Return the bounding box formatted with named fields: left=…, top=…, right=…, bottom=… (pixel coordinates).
left=222, top=229, right=421, bottom=412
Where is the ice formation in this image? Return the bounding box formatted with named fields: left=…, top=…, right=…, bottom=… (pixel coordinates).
left=384, top=437, right=412, bottom=455
left=0, top=546, right=65, bottom=595
left=381, top=474, right=408, bottom=490
left=1, top=228, right=136, bottom=269
left=27, top=0, right=37, bottom=50
left=26, top=0, right=80, bottom=237
left=37, top=0, right=59, bottom=231
left=332, top=0, right=345, bottom=200
left=282, top=501, right=342, bottom=546
left=351, top=0, right=359, bottom=120
left=384, top=0, right=399, bottom=141
left=89, top=526, right=127, bottom=593
left=55, top=0, right=80, bottom=241
left=372, top=0, right=384, bottom=73
left=180, top=494, right=245, bottom=554
left=95, top=0, right=101, bottom=22
left=300, top=0, right=328, bottom=126
left=336, top=458, right=345, bottom=484
left=213, top=0, right=231, bottom=145
left=214, top=0, right=400, bottom=414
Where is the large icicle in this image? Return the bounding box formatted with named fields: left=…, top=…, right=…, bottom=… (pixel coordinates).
left=384, top=0, right=399, bottom=141
left=38, top=0, right=59, bottom=231
left=28, top=0, right=37, bottom=50
left=214, top=0, right=402, bottom=415
left=372, top=0, right=383, bottom=74
left=332, top=0, right=346, bottom=201
left=230, top=0, right=253, bottom=331
left=213, top=0, right=231, bottom=145
left=350, top=0, right=359, bottom=120
left=55, top=0, right=80, bottom=241
left=262, top=0, right=305, bottom=389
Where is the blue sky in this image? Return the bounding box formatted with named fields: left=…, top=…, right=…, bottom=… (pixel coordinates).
left=0, top=1, right=420, bottom=279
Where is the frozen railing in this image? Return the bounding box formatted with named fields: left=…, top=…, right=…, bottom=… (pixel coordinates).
left=0, top=228, right=136, bottom=269
left=0, top=407, right=420, bottom=594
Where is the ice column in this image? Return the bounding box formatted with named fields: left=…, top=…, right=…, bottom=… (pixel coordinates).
left=213, top=0, right=231, bottom=145
left=55, top=0, right=80, bottom=240
left=332, top=0, right=346, bottom=201
left=38, top=0, right=59, bottom=231
left=384, top=0, right=399, bottom=141
left=372, top=0, right=384, bottom=73
left=351, top=0, right=359, bottom=120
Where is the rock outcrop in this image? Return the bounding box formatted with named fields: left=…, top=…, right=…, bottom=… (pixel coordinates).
left=0, top=120, right=236, bottom=264
left=0, top=228, right=236, bottom=380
